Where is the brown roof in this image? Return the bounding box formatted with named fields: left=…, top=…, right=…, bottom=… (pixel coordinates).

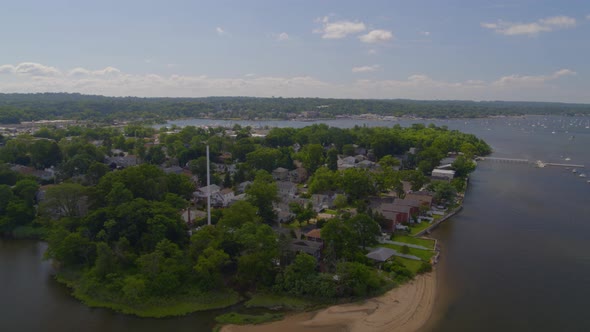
left=305, top=228, right=322, bottom=239
left=393, top=198, right=422, bottom=208
left=405, top=192, right=433, bottom=206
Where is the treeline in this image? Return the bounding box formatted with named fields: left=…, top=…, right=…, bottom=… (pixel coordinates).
left=1, top=93, right=590, bottom=124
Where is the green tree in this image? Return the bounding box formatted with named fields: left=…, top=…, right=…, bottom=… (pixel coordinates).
left=40, top=183, right=87, bottom=218
left=326, top=148, right=338, bottom=171
left=297, top=144, right=324, bottom=173
left=345, top=214, right=381, bottom=250
left=308, top=167, right=339, bottom=194
left=193, top=247, right=230, bottom=289
left=236, top=222, right=280, bottom=287
left=321, top=218, right=358, bottom=264
left=245, top=171, right=279, bottom=224
left=340, top=168, right=375, bottom=201
left=218, top=200, right=260, bottom=229
left=246, top=147, right=282, bottom=172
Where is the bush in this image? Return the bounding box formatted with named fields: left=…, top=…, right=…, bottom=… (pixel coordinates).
left=417, top=261, right=433, bottom=274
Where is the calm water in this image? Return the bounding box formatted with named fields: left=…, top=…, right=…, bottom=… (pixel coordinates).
left=2, top=115, right=589, bottom=332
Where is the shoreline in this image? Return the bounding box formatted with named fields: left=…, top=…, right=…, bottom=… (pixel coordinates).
left=221, top=270, right=437, bottom=332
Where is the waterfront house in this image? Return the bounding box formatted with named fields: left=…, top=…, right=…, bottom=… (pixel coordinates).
left=405, top=192, right=434, bottom=208
left=366, top=247, right=397, bottom=262
left=431, top=169, right=455, bottom=180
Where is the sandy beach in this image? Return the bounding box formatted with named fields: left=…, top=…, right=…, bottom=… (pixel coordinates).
left=221, top=270, right=436, bottom=332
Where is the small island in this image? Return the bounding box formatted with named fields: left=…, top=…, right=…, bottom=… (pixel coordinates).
left=0, top=118, right=490, bottom=329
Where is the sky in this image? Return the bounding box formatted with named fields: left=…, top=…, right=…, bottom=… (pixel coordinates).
left=0, top=0, right=589, bottom=102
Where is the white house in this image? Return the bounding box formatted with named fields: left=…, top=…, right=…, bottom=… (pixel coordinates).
left=431, top=169, right=455, bottom=180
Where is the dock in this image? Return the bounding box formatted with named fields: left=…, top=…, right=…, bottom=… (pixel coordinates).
left=544, top=163, right=585, bottom=168
left=478, top=157, right=585, bottom=169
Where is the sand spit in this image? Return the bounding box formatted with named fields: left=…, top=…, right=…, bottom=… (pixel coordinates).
left=221, top=271, right=436, bottom=332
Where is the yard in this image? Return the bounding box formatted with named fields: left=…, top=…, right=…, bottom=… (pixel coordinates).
left=379, top=243, right=435, bottom=262
left=408, top=220, right=433, bottom=236
left=390, top=235, right=435, bottom=250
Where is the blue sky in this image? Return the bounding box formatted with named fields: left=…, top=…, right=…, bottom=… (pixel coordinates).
left=0, top=0, right=589, bottom=102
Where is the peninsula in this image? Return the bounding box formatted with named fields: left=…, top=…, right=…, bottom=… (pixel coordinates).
left=0, top=120, right=488, bottom=327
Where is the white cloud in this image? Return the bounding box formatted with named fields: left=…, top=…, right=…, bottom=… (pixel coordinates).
left=0, top=64, right=15, bottom=74
left=586, top=14, right=590, bottom=20
left=359, top=29, right=394, bottom=43
left=10, top=62, right=61, bottom=76
left=68, top=66, right=121, bottom=77
left=276, top=32, right=289, bottom=41
left=420, top=31, right=431, bottom=36
left=352, top=65, right=380, bottom=73
left=481, top=15, right=577, bottom=36
left=367, top=49, right=377, bottom=55
left=0, top=62, right=583, bottom=102
left=492, top=69, right=576, bottom=86
left=216, top=27, right=227, bottom=36
left=314, top=16, right=366, bottom=39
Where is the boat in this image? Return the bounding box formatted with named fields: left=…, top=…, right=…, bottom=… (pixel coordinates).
left=551, top=131, right=556, bottom=134
left=572, top=169, right=577, bottom=173
left=580, top=174, right=587, bottom=178
left=565, top=157, right=571, bottom=161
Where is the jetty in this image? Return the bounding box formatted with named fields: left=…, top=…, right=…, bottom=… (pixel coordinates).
left=477, top=157, right=584, bottom=168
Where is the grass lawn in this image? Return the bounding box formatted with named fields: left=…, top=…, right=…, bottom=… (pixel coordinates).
left=379, top=243, right=434, bottom=262
left=390, top=235, right=435, bottom=250
left=395, top=257, right=424, bottom=274
left=409, top=221, right=432, bottom=236
left=245, top=293, right=315, bottom=310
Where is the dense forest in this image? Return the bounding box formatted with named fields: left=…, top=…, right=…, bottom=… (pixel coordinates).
left=0, top=122, right=490, bottom=318
left=1, top=93, right=589, bottom=124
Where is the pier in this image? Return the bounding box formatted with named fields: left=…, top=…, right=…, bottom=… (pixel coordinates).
left=476, top=157, right=530, bottom=163
left=543, top=163, right=585, bottom=168
left=477, top=157, right=584, bottom=168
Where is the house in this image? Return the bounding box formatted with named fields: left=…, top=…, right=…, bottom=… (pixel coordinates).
left=337, top=156, right=357, bottom=170
left=405, top=192, right=434, bottom=208
left=289, top=240, right=323, bottom=260
left=211, top=188, right=235, bottom=207
left=229, top=193, right=247, bottom=205
left=277, top=181, right=298, bottom=198
left=305, top=228, right=323, bottom=243
left=366, top=247, right=397, bottom=262
left=289, top=167, right=308, bottom=183
left=105, top=155, right=138, bottom=169
left=194, top=184, right=221, bottom=199
left=10, top=165, right=56, bottom=182
left=277, top=210, right=295, bottom=223
left=236, top=181, right=252, bottom=194
left=431, top=169, right=455, bottom=180
left=162, top=165, right=183, bottom=174
left=356, top=160, right=375, bottom=169
left=378, top=198, right=421, bottom=225
left=272, top=167, right=290, bottom=181
left=311, top=194, right=335, bottom=212
left=354, top=146, right=367, bottom=156
left=218, top=152, right=233, bottom=163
